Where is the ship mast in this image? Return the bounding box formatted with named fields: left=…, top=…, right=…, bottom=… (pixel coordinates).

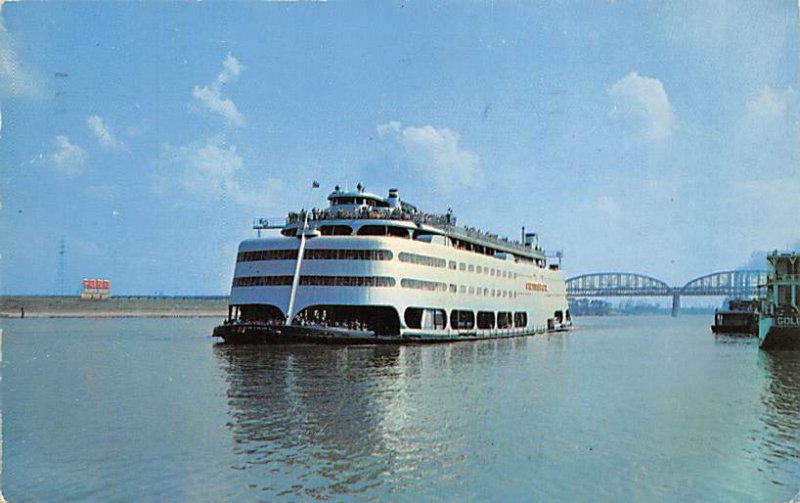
left=285, top=210, right=308, bottom=325
left=286, top=181, right=320, bottom=324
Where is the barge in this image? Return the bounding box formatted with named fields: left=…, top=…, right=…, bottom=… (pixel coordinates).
left=711, top=299, right=759, bottom=336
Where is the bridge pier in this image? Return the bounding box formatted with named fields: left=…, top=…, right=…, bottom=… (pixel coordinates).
left=671, top=293, right=681, bottom=317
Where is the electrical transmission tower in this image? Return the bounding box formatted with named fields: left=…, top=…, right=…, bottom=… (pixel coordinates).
left=57, top=237, right=66, bottom=295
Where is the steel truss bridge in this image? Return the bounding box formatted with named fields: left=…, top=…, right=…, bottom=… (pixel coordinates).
left=566, top=270, right=768, bottom=316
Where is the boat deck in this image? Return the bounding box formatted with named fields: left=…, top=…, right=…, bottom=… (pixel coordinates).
left=213, top=322, right=570, bottom=345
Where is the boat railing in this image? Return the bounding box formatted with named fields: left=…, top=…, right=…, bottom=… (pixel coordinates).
left=253, top=217, right=288, bottom=230
left=283, top=207, right=540, bottom=255
left=432, top=223, right=543, bottom=255
left=467, top=327, right=531, bottom=338
left=287, top=207, right=454, bottom=226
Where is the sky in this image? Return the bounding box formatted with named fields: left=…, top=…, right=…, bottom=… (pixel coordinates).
left=1, top=1, right=798, bottom=295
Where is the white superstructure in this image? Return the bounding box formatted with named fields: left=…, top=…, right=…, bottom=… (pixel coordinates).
left=222, top=186, right=571, bottom=342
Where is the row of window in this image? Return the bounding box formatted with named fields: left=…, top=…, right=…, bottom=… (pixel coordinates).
left=404, top=307, right=529, bottom=330
left=238, top=249, right=297, bottom=261
left=300, top=276, right=396, bottom=287
left=319, top=225, right=354, bottom=236
left=237, top=248, right=524, bottom=282
left=233, top=275, right=396, bottom=288
left=456, top=261, right=518, bottom=279
left=234, top=274, right=523, bottom=297
left=395, top=251, right=522, bottom=281
left=477, top=311, right=527, bottom=329
left=451, top=310, right=475, bottom=329
left=238, top=249, right=393, bottom=262
left=398, top=252, right=447, bottom=268
left=357, top=225, right=411, bottom=238
left=400, top=278, right=448, bottom=292
left=305, top=249, right=392, bottom=261
left=445, top=284, right=518, bottom=298
left=280, top=223, right=544, bottom=265
left=234, top=275, right=293, bottom=287
left=311, top=224, right=414, bottom=237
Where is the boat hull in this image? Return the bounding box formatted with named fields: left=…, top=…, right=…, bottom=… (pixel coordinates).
left=759, top=316, right=800, bottom=350
left=711, top=311, right=757, bottom=336
left=213, top=322, right=570, bottom=345
left=214, top=323, right=402, bottom=344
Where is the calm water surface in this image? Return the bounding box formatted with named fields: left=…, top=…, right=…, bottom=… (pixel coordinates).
left=2, top=316, right=799, bottom=502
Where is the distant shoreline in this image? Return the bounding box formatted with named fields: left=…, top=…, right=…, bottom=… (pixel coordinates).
left=0, top=295, right=229, bottom=319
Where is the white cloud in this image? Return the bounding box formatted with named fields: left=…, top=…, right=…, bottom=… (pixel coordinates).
left=746, top=86, right=797, bottom=120
left=87, top=115, right=126, bottom=150
left=218, top=54, right=244, bottom=84
left=159, top=137, right=243, bottom=201
left=662, top=3, right=794, bottom=96
left=192, top=54, right=246, bottom=128
left=376, top=121, right=401, bottom=136
left=736, top=178, right=800, bottom=245
left=738, top=85, right=799, bottom=165
left=0, top=5, right=42, bottom=98
left=609, top=72, right=675, bottom=140
left=156, top=55, right=275, bottom=208
left=156, top=136, right=281, bottom=208
left=377, top=121, right=483, bottom=189
left=48, top=135, right=87, bottom=176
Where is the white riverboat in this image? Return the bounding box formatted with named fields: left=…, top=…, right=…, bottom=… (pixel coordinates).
left=213, top=185, right=572, bottom=343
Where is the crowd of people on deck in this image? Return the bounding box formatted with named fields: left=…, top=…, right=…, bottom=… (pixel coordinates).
left=287, top=206, right=448, bottom=225
left=284, top=206, right=534, bottom=251
left=225, top=313, right=372, bottom=332
left=293, top=310, right=371, bottom=332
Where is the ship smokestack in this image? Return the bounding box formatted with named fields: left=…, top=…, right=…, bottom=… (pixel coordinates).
left=388, top=188, right=400, bottom=208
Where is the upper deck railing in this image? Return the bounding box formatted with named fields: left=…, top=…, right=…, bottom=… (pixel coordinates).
left=286, top=206, right=453, bottom=226
left=271, top=207, right=543, bottom=257
left=434, top=223, right=544, bottom=257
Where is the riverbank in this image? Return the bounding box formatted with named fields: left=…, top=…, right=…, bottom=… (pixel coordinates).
left=0, top=295, right=228, bottom=318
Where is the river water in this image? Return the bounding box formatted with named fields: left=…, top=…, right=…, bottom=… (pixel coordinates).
left=1, top=316, right=799, bottom=502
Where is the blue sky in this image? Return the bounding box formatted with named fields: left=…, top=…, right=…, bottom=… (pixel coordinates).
left=1, top=1, right=798, bottom=295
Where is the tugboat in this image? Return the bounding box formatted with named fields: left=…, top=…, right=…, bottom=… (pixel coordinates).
left=711, top=299, right=759, bottom=336
left=213, top=184, right=572, bottom=344
left=758, top=251, right=800, bottom=350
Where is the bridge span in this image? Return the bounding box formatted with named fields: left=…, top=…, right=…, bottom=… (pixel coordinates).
left=566, top=270, right=768, bottom=316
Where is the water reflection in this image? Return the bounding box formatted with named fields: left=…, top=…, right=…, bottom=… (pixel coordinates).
left=214, top=343, right=407, bottom=498
left=713, top=334, right=759, bottom=345
left=759, top=351, right=800, bottom=485
left=212, top=339, right=531, bottom=500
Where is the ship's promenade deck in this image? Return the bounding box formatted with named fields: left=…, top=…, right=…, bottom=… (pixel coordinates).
left=275, top=207, right=545, bottom=259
